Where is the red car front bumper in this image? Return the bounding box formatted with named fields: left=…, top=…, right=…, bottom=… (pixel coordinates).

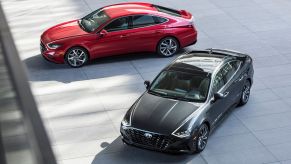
left=40, top=42, right=64, bottom=64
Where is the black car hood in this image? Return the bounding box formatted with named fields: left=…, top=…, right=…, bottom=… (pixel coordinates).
left=130, top=92, right=201, bottom=135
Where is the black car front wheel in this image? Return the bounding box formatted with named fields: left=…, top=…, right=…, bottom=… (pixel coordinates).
left=157, top=37, right=179, bottom=57
left=65, top=47, right=89, bottom=68
left=192, top=123, right=209, bottom=153
left=238, top=80, right=251, bottom=106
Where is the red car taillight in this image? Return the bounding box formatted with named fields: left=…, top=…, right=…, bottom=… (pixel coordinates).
left=190, top=16, right=195, bottom=27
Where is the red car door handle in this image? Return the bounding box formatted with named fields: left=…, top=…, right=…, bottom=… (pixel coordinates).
left=155, top=30, right=163, bottom=34
left=120, top=35, right=127, bottom=38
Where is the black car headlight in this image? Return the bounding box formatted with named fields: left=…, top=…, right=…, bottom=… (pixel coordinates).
left=172, top=119, right=194, bottom=138
left=48, top=43, right=62, bottom=49
left=121, top=98, right=141, bottom=127
left=174, top=129, right=191, bottom=138
left=121, top=116, right=130, bottom=127
left=121, top=108, right=132, bottom=127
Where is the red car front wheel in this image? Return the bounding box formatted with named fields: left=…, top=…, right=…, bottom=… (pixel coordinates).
left=65, top=47, right=89, bottom=68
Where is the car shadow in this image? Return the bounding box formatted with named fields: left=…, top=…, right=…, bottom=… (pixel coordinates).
left=23, top=50, right=188, bottom=83
left=91, top=136, right=204, bottom=164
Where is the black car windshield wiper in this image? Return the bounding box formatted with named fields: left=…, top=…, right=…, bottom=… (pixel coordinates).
left=149, top=90, right=192, bottom=101
left=148, top=90, right=167, bottom=96
left=164, top=95, right=191, bottom=101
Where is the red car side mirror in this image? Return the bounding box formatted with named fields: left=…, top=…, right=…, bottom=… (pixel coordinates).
left=99, top=29, right=108, bottom=37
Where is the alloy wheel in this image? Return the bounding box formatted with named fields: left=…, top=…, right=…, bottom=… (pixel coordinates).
left=159, top=38, right=178, bottom=57
left=242, top=84, right=250, bottom=103
left=197, top=124, right=209, bottom=151
left=67, top=48, right=87, bottom=67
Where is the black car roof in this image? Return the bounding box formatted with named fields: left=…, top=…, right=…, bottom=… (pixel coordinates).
left=166, top=49, right=249, bottom=76
left=166, top=53, right=226, bottom=76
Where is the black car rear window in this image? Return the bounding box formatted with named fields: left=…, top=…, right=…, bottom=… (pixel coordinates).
left=154, top=5, right=181, bottom=17
left=154, top=16, right=168, bottom=23
left=132, top=15, right=156, bottom=28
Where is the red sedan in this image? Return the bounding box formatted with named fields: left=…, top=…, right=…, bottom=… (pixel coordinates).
left=40, top=2, right=198, bottom=67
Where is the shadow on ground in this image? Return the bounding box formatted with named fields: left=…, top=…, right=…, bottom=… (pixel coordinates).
left=23, top=49, right=185, bottom=83
left=23, top=51, right=186, bottom=83
left=91, top=136, right=204, bottom=164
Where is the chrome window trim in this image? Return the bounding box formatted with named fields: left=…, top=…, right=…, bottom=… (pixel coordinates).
left=205, top=59, right=228, bottom=101
left=208, top=59, right=242, bottom=98
left=102, top=14, right=169, bottom=33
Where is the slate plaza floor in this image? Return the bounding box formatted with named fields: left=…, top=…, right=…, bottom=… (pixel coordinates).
left=2, top=0, right=291, bottom=163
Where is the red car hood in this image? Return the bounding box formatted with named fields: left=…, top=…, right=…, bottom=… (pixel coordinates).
left=41, top=20, right=88, bottom=43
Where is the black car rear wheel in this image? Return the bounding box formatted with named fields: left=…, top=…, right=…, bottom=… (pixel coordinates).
left=238, top=80, right=251, bottom=106
left=193, top=123, right=209, bottom=153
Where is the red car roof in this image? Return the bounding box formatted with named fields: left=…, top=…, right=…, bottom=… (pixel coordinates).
left=102, top=2, right=158, bottom=18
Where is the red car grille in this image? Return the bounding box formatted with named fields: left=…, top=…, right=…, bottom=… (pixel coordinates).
left=40, top=42, right=46, bottom=53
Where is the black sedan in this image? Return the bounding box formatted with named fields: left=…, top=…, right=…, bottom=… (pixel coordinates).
left=120, top=48, right=254, bottom=153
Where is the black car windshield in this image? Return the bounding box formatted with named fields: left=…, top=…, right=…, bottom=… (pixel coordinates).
left=79, top=9, right=110, bottom=32
left=149, top=71, right=210, bottom=102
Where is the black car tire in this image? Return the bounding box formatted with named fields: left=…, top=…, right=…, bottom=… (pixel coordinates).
left=193, top=123, right=209, bottom=153
left=238, top=80, right=251, bottom=106
left=157, top=37, right=179, bottom=57
left=65, top=47, right=89, bottom=68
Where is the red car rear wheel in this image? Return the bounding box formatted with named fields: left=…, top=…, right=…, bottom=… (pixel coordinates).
left=157, top=37, right=179, bottom=57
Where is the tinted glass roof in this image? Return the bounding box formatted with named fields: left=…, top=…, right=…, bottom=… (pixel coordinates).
left=168, top=54, right=224, bottom=75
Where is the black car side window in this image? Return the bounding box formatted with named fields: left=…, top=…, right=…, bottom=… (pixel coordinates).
left=132, top=15, right=156, bottom=28
left=104, top=17, right=129, bottom=32
left=225, top=61, right=241, bottom=82
left=212, top=60, right=241, bottom=93
left=212, top=70, right=225, bottom=93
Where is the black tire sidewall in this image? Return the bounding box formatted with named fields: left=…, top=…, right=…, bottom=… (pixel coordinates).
left=194, top=124, right=209, bottom=153
left=157, top=37, right=179, bottom=57
left=239, top=80, right=251, bottom=106
left=65, top=47, right=89, bottom=68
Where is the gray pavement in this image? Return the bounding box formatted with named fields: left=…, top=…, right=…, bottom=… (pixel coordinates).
left=1, top=0, right=291, bottom=163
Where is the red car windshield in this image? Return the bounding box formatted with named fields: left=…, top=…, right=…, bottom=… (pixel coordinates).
left=80, top=9, right=110, bottom=32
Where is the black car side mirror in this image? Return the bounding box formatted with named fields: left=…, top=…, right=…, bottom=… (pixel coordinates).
left=99, top=29, right=108, bottom=37
left=211, top=92, right=224, bottom=103
left=144, top=80, right=150, bottom=90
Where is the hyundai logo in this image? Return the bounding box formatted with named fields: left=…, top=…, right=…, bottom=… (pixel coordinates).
left=144, top=133, right=152, bottom=139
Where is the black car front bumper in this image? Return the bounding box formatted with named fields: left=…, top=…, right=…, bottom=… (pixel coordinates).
left=120, top=126, right=195, bottom=153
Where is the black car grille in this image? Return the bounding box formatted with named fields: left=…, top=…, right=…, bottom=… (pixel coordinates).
left=125, top=128, right=175, bottom=150
left=40, top=42, right=46, bottom=53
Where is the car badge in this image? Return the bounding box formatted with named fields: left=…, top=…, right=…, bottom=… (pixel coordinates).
left=144, top=133, right=152, bottom=139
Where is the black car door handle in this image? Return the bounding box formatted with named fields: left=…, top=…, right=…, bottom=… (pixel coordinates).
left=238, top=75, right=244, bottom=81
left=223, top=92, right=229, bottom=97
left=235, top=74, right=247, bottom=83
